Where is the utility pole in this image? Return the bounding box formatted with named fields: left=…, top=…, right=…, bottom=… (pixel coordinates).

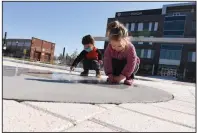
left=3, top=32, right=7, bottom=50
left=63, top=47, right=65, bottom=57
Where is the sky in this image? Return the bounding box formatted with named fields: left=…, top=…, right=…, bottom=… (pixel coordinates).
left=3, top=1, right=184, bottom=56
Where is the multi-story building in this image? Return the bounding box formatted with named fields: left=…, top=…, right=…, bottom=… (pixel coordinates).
left=3, top=37, right=55, bottom=64
left=104, top=2, right=196, bottom=82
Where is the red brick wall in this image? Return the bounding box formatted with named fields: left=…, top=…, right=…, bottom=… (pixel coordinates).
left=30, top=37, right=55, bottom=63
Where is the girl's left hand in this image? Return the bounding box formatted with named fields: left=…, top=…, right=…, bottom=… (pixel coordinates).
left=113, top=75, right=125, bottom=83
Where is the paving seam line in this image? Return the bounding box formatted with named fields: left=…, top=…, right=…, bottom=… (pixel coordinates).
left=150, top=104, right=195, bottom=116
left=188, top=89, right=195, bottom=98
left=59, top=105, right=118, bottom=132
left=21, top=102, right=77, bottom=125
left=116, top=105, right=195, bottom=129
left=17, top=101, right=116, bottom=132
left=88, top=118, right=131, bottom=132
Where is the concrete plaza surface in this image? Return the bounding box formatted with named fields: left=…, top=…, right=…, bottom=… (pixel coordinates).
left=3, top=59, right=196, bottom=132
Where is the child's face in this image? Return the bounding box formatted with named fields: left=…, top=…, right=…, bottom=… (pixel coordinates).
left=84, top=44, right=93, bottom=49
left=110, top=39, right=126, bottom=52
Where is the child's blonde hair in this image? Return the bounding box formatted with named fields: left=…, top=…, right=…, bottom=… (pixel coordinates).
left=107, top=21, right=129, bottom=41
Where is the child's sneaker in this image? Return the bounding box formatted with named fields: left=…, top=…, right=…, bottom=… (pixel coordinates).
left=124, top=79, right=134, bottom=86
left=80, top=71, right=88, bottom=76
left=96, top=70, right=101, bottom=78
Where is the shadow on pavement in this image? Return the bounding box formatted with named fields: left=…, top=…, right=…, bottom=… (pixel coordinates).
left=25, top=78, right=131, bottom=89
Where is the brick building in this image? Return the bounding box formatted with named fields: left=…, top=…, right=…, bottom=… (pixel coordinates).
left=3, top=37, right=55, bottom=64
left=30, top=37, right=55, bottom=63
left=104, top=2, right=196, bottom=82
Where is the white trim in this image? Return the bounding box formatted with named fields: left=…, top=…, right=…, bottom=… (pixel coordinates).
left=147, top=50, right=152, bottom=58
left=154, top=22, right=158, bottom=31
left=149, top=36, right=153, bottom=45
left=138, top=36, right=144, bottom=44
left=192, top=52, right=196, bottom=62
left=125, top=23, right=129, bottom=30
left=159, top=59, right=180, bottom=65
left=149, top=22, right=152, bottom=31
left=93, top=37, right=196, bottom=44
left=130, top=23, right=135, bottom=31
left=138, top=23, right=143, bottom=31
left=141, top=49, right=144, bottom=58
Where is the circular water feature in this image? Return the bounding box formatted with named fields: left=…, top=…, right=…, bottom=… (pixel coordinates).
left=3, top=65, right=174, bottom=104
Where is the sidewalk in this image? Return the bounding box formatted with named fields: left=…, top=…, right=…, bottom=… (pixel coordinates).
left=3, top=60, right=195, bottom=132
left=3, top=57, right=105, bottom=74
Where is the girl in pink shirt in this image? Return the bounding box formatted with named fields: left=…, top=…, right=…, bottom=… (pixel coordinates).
left=104, top=21, right=140, bottom=86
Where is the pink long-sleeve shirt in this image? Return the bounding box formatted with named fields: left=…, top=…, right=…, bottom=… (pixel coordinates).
left=104, top=42, right=140, bottom=78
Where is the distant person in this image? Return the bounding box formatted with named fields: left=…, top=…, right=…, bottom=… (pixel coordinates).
left=104, top=21, right=140, bottom=85
left=70, top=35, right=103, bottom=78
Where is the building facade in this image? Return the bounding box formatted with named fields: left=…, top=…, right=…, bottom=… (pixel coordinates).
left=30, top=37, right=55, bottom=63
left=3, top=37, right=55, bottom=64
left=4, top=39, right=32, bottom=58
left=104, top=2, right=196, bottom=82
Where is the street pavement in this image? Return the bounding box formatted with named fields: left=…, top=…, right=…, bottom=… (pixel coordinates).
left=3, top=59, right=196, bottom=132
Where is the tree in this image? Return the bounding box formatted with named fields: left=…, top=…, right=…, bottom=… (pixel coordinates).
left=58, top=54, right=64, bottom=60
left=70, top=49, right=78, bottom=59
left=53, top=55, right=57, bottom=60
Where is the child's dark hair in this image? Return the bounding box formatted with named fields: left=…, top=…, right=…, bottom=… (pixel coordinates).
left=82, top=35, right=95, bottom=45
left=107, top=21, right=128, bottom=41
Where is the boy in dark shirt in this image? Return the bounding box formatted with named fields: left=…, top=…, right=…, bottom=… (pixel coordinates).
left=70, top=35, right=102, bottom=78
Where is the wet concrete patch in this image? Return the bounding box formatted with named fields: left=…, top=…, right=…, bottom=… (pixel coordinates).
left=3, top=65, right=174, bottom=104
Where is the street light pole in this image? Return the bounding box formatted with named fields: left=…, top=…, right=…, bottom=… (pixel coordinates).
left=3, top=32, right=7, bottom=51
left=15, top=41, right=18, bottom=57
left=63, top=47, right=65, bottom=57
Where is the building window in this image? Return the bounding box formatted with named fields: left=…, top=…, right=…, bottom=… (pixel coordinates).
left=149, top=22, right=152, bottom=31
left=24, top=41, right=31, bottom=47
left=164, top=20, right=185, bottom=31
left=139, top=49, right=154, bottom=59
left=165, top=16, right=186, bottom=21
left=130, top=23, right=135, bottom=31
left=144, top=49, right=148, bottom=58
left=138, top=23, right=143, bottom=31
left=143, top=22, right=149, bottom=31
left=188, top=52, right=196, bottom=62
left=160, top=49, right=182, bottom=60
left=7, top=41, right=12, bottom=46
left=125, top=23, right=129, bottom=30
left=136, top=49, right=141, bottom=57
left=11, top=41, right=17, bottom=46
left=17, top=41, right=24, bottom=46
left=163, top=31, right=184, bottom=36
left=154, top=22, right=158, bottom=31
left=134, top=23, right=138, bottom=31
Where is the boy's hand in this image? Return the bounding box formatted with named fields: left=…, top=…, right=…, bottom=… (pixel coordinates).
left=70, top=66, right=75, bottom=71
left=98, top=60, right=103, bottom=65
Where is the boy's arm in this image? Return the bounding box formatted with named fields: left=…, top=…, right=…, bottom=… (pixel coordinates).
left=71, top=50, right=87, bottom=67
left=96, top=49, right=102, bottom=60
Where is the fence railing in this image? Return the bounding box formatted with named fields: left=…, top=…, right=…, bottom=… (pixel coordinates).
left=93, top=37, right=196, bottom=44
